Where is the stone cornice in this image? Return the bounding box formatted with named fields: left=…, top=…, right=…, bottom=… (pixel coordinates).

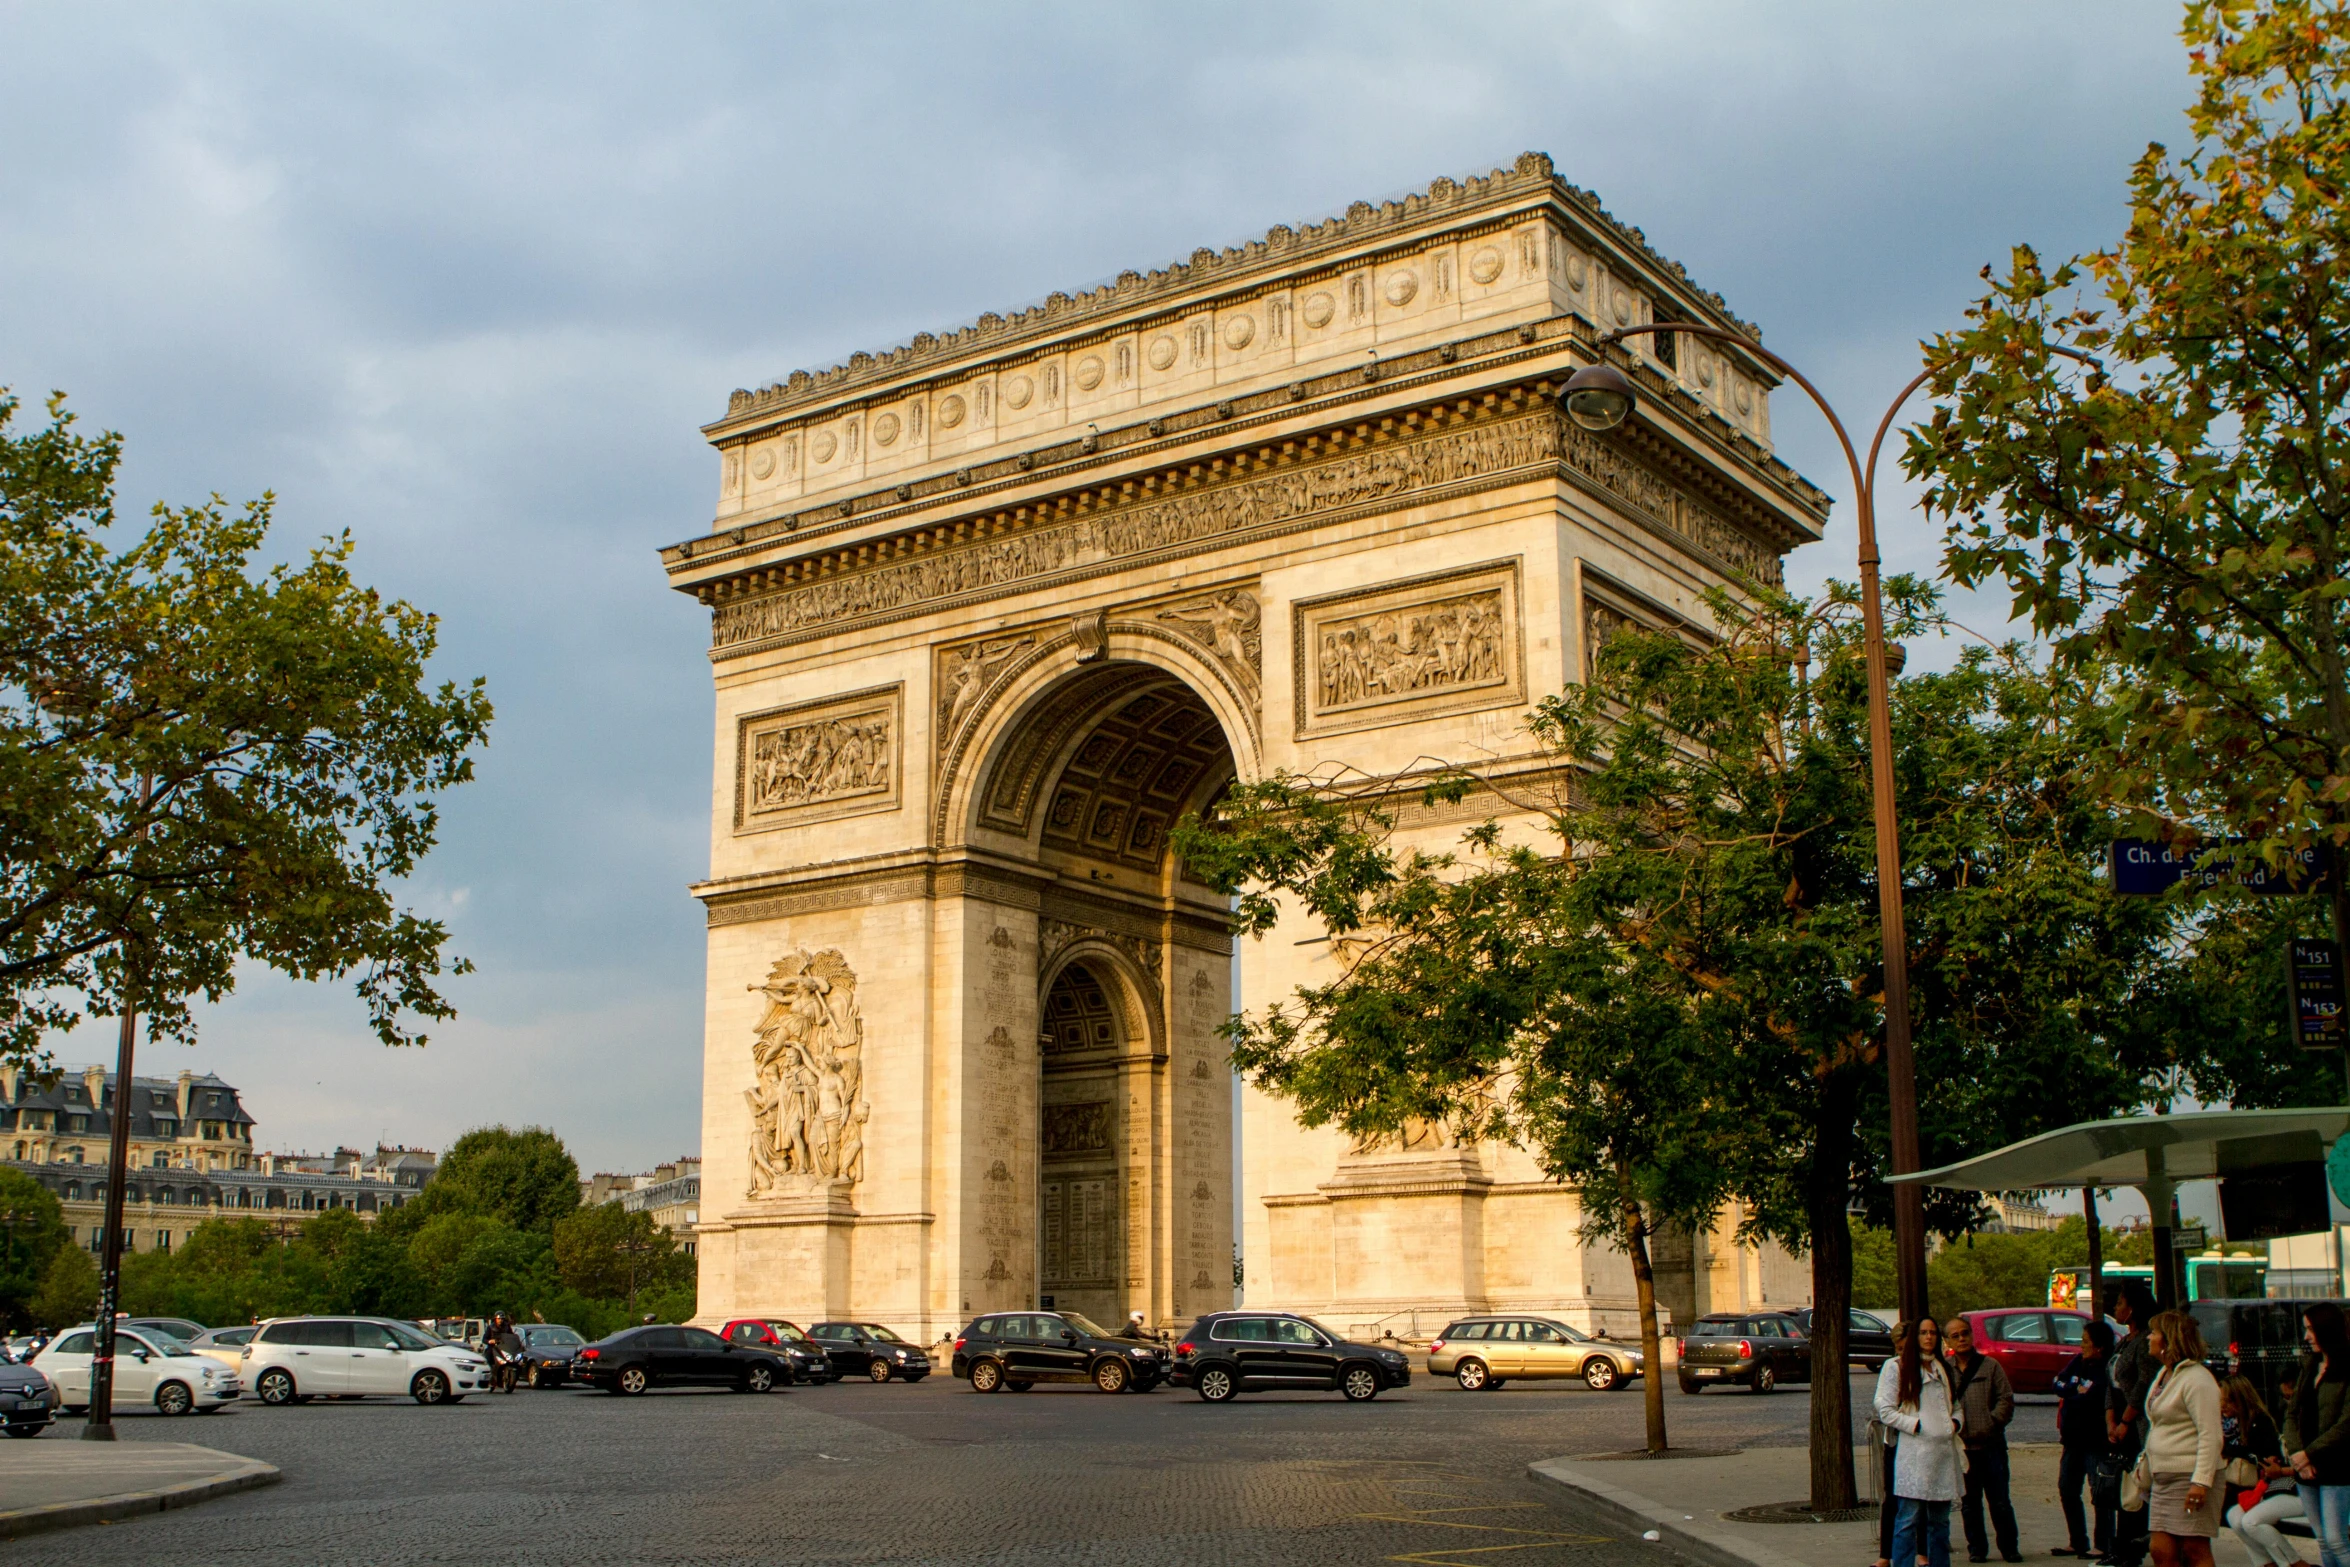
left=707, top=151, right=1760, bottom=437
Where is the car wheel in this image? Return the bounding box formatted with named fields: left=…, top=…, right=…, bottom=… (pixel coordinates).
left=616, top=1365, right=649, bottom=1396
left=1752, top=1364, right=1776, bottom=1395
left=1583, top=1357, right=1619, bottom=1392
left=4, top=1424, right=43, bottom=1438
left=154, top=1380, right=195, bottom=1416
left=256, top=1368, right=297, bottom=1406
left=411, top=1369, right=451, bottom=1405
left=1196, top=1365, right=1237, bottom=1402
left=1341, top=1364, right=1381, bottom=1402
left=969, top=1358, right=1004, bottom=1393
left=867, top=1358, right=892, bottom=1383
left=1093, top=1357, right=1130, bottom=1394
left=742, top=1364, right=775, bottom=1394
left=1455, top=1358, right=1489, bottom=1392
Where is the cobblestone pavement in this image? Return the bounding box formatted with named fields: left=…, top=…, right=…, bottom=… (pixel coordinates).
left=15, top=1372, right=2060, bottom=1566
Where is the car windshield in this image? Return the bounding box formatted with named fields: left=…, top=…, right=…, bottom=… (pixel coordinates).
left=1289, top=1317, right=1340, bottom=1343
left=129, top=1332, right=199, bottom=1358
left=863, top=1325, right=905, bottom=1343
left=766, top=1322, right=813, bottom=1344
left=525, top=1327, right=582, bottom=1346
left=383, top=1324, right=440, bottom=1351
left=1059, top=1313, right=1113, bottom=1338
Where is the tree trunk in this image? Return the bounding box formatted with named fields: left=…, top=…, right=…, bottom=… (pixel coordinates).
left=1809, top=1073, right=1859, bottom=1509
left=1623, top=1176, right=1669, bottom=1455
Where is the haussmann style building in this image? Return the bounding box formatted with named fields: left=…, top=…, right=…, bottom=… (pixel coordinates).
left=664, top=154, right=1821, bottom=1341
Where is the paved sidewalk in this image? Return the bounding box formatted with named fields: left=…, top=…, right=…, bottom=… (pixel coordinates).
left=1531, top=1445, right=2275, bottom=1567
left=0, top=1440, right=280, bottom=1539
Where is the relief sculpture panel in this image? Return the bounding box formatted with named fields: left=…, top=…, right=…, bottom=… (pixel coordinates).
left=1293, top=561, right=1524, bottom=738
left=735, top=685, right=901, bottom=832
left=743, top=948, right=869, bottom=1197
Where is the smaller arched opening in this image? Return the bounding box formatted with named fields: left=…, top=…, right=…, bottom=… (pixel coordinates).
left=1036, top=955, right=1149, bottom=1327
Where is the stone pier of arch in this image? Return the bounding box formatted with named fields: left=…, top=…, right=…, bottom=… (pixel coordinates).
left=665, top=153, right=1828, bottom=1341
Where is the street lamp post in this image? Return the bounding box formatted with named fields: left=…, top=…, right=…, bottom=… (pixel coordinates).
left=1560, top=333, right=1937, bottom=1324
left=83, top=989, right=141, bottom=1440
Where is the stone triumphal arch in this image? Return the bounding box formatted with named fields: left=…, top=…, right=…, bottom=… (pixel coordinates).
left=666, top=154, right=1828, bottom=1340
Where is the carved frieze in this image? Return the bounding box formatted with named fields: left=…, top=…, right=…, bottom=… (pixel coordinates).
left=1042, top=1101, right=1113, bottom=1156
left=935, top=634, right=1035, bottom=758
left=1293, top=561, right=1524, bottom=738
left=734, top=685, right=901, bottom=832
left=743, top=949, right=869, bottom=1197
left=1155, top=589, right=1261, bottom=696
left=1039, top=918, right=1159, bottom=1001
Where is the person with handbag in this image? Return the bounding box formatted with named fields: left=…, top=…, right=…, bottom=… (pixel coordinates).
left=1877, top=1315, right=1965, bottom=1567
left=2138, top=1309, right=2224, bottom=1567
left=2223, top=1374, right=2307, bottom=1567
left=2054, top=1319, right=2117, bottom=1559
left=2283, top=1302, right=2350, bottom=1567
left=1947, top=1318, right=2020, bottom=1562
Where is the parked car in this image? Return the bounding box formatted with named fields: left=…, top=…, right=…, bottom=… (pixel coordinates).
left=515, top=1324, right=588, bottom=1388
left=32, top=1323, right=242, bottom=1414
left=572, top=1324, right=791, bottom=1396
left=0, top=1359, right=57, bottom=1437
left=2188, top=1298, right=2346, bottom=1418
left=1676, top=1312, right=1811, bottom=1394
left=719, top=1318, right=837, bottom=1384
left=1791, top=1306, right=1897, bottom=1372
left=243, top=1315, right=489, bottom=1406
left=186, top=1325, right=259, bottom=1374
left=808, top=1321, right=932, bottom=1383
left=1170, top=1311, right=1413, bottom=1403
left=1958, top=1308, right=2104, bottom=1395
left=1426, top=1315, right=1644, bottom=1391
left=953, top=1311, right=1168, bottom=1394
left=129, top=1316, right=208, bottom=1344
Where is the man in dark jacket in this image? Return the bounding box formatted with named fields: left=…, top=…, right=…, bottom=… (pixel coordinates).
left=2103, top=1280, right=2160, bottom=1567
left=1947, top=1317, right=2020, bottom=1562
left=2051, top=1320, right=2115, bottom=1558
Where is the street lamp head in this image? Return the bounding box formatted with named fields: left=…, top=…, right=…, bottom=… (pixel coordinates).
left=1559, top=363, right=1637, bottom=433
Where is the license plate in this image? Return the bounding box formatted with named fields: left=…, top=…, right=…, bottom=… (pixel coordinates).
left=1692, top=1367, right=1719, bottom=1377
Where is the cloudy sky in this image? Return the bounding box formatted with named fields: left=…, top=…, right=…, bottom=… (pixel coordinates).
left=0, top=3, right=2194, bottom=1178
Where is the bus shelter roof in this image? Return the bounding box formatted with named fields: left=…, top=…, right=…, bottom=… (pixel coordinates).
left=1886, top=1107, right=2350, bottom=1193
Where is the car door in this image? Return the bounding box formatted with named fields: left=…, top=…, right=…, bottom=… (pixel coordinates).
left=1035, top=1316, right=1090, bottom=1381
left=1523, top=1321, right=1579, bottom=1381
left=1765, top=1316, right=1809, bottom=1382
left=1217, top=1317, right=1282, bottom=1384
left=281, top=1320, right=352, bottom=1393
left=38, top=1329, right=95, bottom=1403
left=681, top=1327, right=736, bottom=1383
left=810, top=1324, right=857, bottom=1375
left=1476, top=1321, right=1523, bottom=1378
left=1270, top=1318, right=1336, bottom=1385
left=346, top=1321, right=411, bottom=1395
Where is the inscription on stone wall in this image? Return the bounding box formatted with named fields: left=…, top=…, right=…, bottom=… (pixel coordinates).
left=709, top=408, right=1783, bottom=653
left=735, top=686, right=901, bottom=831
left=1042, top=1177, right=1115, bottom=1287
left=1294, top=562, right=1524, bottom=738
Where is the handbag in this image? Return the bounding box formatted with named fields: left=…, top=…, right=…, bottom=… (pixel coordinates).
left=2121, top=1452, right=2150, bottom=1513
left=2224, top=1456, right=2262, bottom=1488
left=2092, top=1452, right=2128, bottom=1510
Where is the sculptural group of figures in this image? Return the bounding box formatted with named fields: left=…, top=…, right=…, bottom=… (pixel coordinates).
left=744, top=949, right=869, bottom=1196
left=748, top=715, right=891, bottom=813
left=1317, top=592, right=1503, bottom=710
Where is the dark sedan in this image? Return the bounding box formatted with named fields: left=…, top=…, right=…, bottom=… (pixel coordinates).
left=1170, top=1311, right=1412, bottom=1402
left=1677, top=1311, right=1812, bottom=1394
left=571, top=1324, right=791, bottom=1396
left=1791, top=1306, right=1896, bottom=1372
left=808, top=1321, right=930, bottom=1383
left=0, top=1359, right=56, bottom=1438
left=517, top=1323, right=588, bottom=1388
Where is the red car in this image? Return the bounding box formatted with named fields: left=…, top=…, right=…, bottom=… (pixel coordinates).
left=717, top=1318, right=837, bottom=1384
left=1958, top=1308, right=2101, bottom=1394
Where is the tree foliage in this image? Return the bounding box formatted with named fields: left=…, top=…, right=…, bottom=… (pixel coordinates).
left=553, top=1201, right=691, bottom=1311
left=1911, top=1, right=2350, bottom=880
left=0, top=1169, right=70, bottom=1329
left=0, top=390, right=492, bottom=1067
left=406, top=1126, right=580, bottom=1234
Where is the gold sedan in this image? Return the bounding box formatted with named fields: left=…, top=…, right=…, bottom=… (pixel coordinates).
left=1426, top=1315, right=1644, bottom=1392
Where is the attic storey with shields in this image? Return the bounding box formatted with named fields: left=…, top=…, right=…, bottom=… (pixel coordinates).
left=664, top=155, right=1832, bottom=1338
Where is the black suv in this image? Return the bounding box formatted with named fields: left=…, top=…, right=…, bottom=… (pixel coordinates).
left=572, top=1324, right=792, bottom=1396
left=1171, top=1311, right=1412, bottom=1402
left=808, top=1321, right=931, bottom=1383
left=953, top=1311, right=1167, bottom=1393
left=1676, top=1311, right=1811, bottom=1394
left=1791, top=1306, right=1896, bottom=1372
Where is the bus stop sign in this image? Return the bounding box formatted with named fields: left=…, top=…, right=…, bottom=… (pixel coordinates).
left=2293, top=938, right=2345, bottom=1050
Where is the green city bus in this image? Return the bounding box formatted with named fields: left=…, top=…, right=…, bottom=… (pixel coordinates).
left=2049, top=1256, right=2267, bottom=1309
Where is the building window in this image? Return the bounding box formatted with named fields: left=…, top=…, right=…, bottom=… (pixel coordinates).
left=157, top=1187, right=174, bottom=1205
left=64, top=1182, right=80, bottom=1200
left=69, top=1147, right=84, bottom=1164
left=151, top=1151, right=168, bottom=1169
left=156, top=1230, right=170, bottom=1251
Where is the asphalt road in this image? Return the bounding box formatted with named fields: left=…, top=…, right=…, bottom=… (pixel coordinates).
left=17, top=1369, right=2061, bottom=1566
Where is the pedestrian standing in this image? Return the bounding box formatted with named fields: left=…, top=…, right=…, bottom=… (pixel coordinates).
left=2107, top=1280, right=2162, bottom=1567
left=1947, top=1317, right=2020, bottom=1562
left=2055, top=1320, right=2117, bottom=1558
left=1877, top=1315, right=1965, bottom=1567
left=2283, top=1301, right=2350, bottom=1567
left=2140, top=1309, right=2223, bottom=1567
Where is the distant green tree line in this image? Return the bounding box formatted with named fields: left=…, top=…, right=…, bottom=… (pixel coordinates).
left=0, top=1127, right=693, bottom=1337
left=1847, top=1213, right=2259, bottom=1320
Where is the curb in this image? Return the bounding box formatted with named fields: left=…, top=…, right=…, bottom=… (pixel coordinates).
left=1527, top=1457, right=1821, bottom=1567
left=0, top=1457, right=281, bottom=1541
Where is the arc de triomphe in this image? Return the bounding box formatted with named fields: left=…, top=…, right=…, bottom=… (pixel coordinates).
left=663, top=153, right=1827, bottom=1340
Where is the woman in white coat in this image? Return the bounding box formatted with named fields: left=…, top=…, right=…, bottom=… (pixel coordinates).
left=1877, top=1316, right=1964, bottom=1567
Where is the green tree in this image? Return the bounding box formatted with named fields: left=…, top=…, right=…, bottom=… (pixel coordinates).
left=29, top=1243, right=97, bottom=1328
left=0, top=390, right=492, bottom=1067
left=553, top=1202, right=689, bottom=1317
left=1911, top=0, right=2350, bottom=968
left=411, top=1127, right=580, bottom=1233
left=1179, top=584, right=2201, bottom=1502
left=0, top=1169, right=69, bottom=1329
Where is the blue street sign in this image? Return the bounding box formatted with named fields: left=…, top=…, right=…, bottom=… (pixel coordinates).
left=2109, top=838, right=2334, bottom=897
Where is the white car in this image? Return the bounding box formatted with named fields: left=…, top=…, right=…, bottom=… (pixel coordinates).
left=185, top=1325, right=259, bottom=1374
left=32, top=1324, right=242, bottom=1415
left=243, top=1316, right=490, bottom=1405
